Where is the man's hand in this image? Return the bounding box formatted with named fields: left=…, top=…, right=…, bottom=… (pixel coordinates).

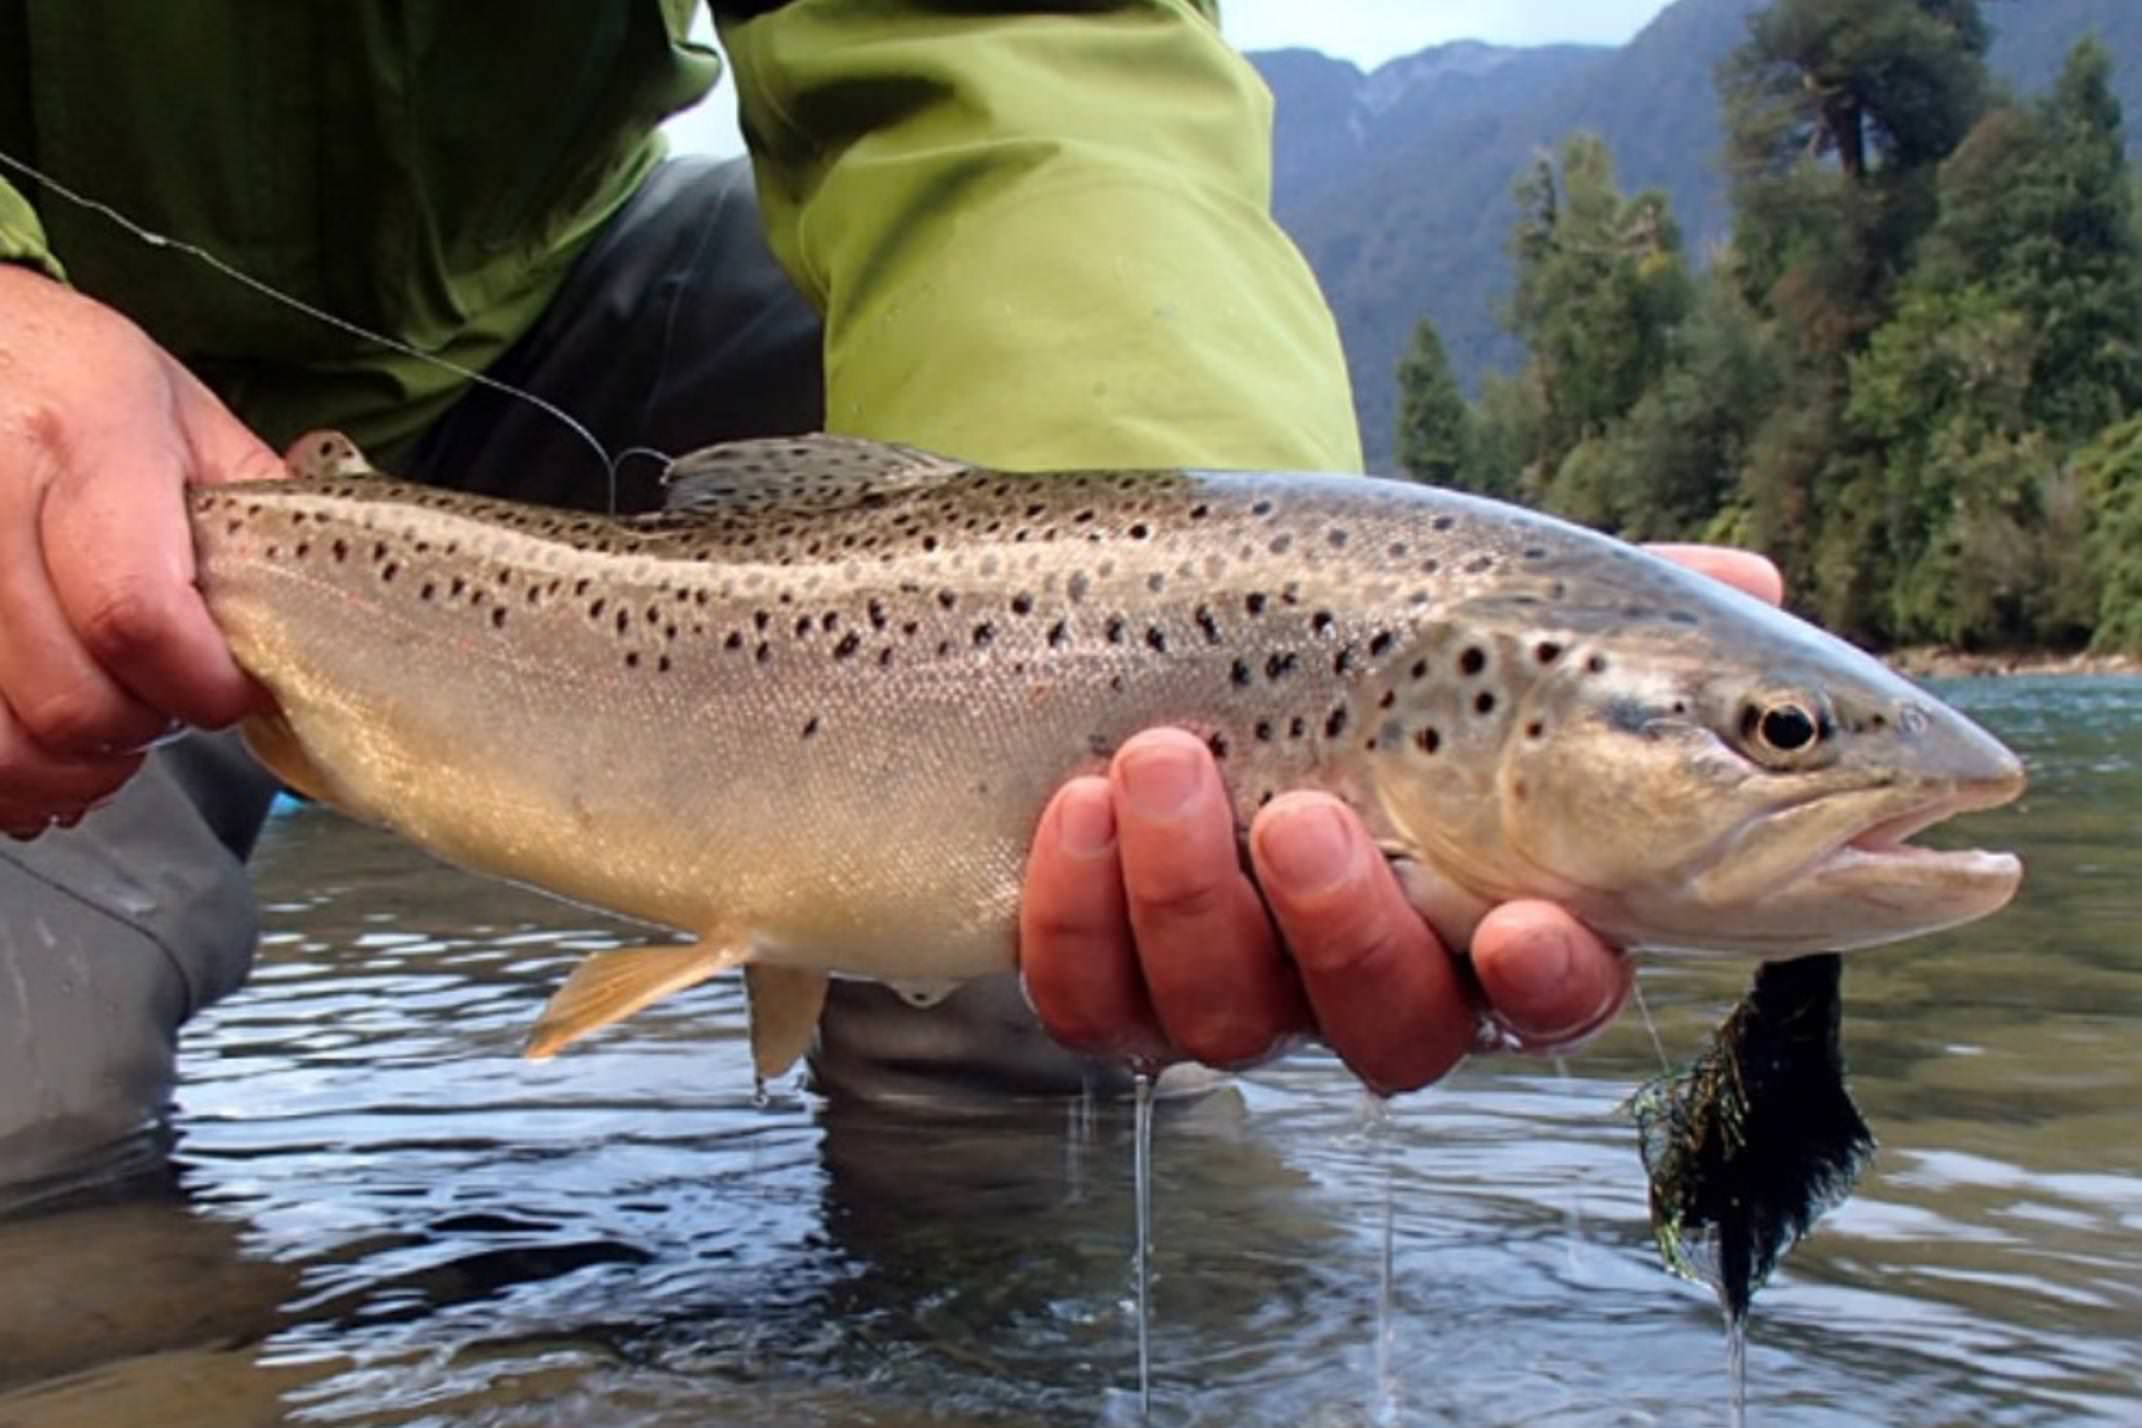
left=1019, top=546, right=1786, bottom=1093
left=0, top=266, right=283, bottom=838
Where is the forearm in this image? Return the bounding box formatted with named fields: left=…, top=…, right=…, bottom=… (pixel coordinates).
left=717, top=0, right=1360, bottom=473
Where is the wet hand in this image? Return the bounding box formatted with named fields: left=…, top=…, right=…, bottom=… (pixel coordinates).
left=1019, top=543, right=1785, bottom=1093
left=0, top=266, right=282, bottom=838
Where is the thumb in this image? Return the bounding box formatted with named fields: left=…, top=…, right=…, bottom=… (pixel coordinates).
left=169, top=361, right=289, bottom=488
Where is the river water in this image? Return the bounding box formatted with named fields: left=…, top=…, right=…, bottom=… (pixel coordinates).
left=1, top=678, right=2136, bottom=1427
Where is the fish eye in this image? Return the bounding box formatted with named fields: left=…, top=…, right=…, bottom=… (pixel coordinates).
left=1738, top=697, right=1829, bottom=761
left=1761, top=705, right=1817, bottom=751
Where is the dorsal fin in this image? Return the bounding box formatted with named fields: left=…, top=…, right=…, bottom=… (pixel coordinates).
left=660, top=434, right=970, bottom=516
left=284, top=429, right=377, bottom=481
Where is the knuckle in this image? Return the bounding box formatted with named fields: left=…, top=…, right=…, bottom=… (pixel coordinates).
left=13, top=680, right=119, bottom=752
left=1130, top=872, right=1231, bottom=929
left=1290, top=907, right=1409, bottom=981
left=77, top=580, right=172, bottom=663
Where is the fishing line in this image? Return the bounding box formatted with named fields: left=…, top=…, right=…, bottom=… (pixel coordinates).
left=0, top=146, right=665, bottom=515
left=1631, top=977, right=1672, bottom=1074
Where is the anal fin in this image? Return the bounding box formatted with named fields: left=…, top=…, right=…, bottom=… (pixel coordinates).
left=526, top=941, right=746, bottom=1060
left=744, top=965, right=830, bottom=1081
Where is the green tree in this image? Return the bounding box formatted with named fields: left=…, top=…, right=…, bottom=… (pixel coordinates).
left=2080, top=417, right=2142, bottom=653
left=1716, top=0, right=1996, bottom=632
left=1506, top=135, right=1694, bottom=457
left=1394, top=317, right=1478, bottom=491
left=1917, top=39, right=2142, bottom=440
left=1537, top=274, right=1783, bottom=541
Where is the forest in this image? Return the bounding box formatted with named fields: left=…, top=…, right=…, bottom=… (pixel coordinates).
left=1392, top=0, right=2142, bottom=653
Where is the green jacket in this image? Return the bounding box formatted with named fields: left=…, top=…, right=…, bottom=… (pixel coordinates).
left=0, top=1, right=1360, bottom=475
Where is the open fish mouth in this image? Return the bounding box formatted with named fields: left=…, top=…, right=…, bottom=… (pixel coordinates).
left=1814, top=779, right=2026, bottom=916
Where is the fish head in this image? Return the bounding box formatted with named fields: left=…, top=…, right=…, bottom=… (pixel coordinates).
left=1371, top=556, right=2025, bottom=958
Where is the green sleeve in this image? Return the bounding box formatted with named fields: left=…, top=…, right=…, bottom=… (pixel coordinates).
left=716, top=0, right=1362, bottom=474
left=0, top=177, right=66, bottom=282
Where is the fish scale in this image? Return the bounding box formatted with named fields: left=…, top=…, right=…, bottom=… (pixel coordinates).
left=187, top=432, right=2025, bottom=1076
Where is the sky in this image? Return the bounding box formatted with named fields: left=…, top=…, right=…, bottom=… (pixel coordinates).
left=662, top=2, right=1676, bottom=160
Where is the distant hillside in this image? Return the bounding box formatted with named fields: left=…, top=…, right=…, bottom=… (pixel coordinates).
left=1251, top=0, right=2142, bottom=471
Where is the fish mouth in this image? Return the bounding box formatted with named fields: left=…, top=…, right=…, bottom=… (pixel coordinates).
left=1800, top=774, right=2026, bottom=934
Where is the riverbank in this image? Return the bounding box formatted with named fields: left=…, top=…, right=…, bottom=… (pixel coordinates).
left=1886, top=646, right=2142, bottom=678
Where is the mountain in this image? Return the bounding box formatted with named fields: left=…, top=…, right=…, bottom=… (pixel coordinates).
left=1251, top=0, right=2142, bottom=471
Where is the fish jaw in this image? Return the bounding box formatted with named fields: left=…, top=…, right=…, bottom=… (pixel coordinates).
left=1623, top=770, right=2026, bottom=956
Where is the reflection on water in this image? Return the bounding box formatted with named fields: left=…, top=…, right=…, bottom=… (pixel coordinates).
left=1, top=678, right=2138, bottom=1426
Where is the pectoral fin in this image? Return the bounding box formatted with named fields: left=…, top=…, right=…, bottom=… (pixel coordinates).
left=526, top=942, right=746, bottom=1060
left=744, top=965, right=830, bottom=1080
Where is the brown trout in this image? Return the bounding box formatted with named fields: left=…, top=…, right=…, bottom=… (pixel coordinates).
left=188, top=432, right=2025, bottom=1077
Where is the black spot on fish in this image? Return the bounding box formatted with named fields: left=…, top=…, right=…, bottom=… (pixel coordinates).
left=1068, top=572, right=1091, bottom=603
left=1265, top=652, right=1298, bottom=680
left=1251, top=500, right=1273, bottom=518
left=1410, top=660, right=1428, bottom=681
left=1048, top=619, right=1069, bottom=648
left=1369, top=632, right=1394, bottom=657
left=1588, top=654, right=1609, bottom=674
left=1416, top=726, right=1441, bottom=755
left=1460, top=647, right=1486, bottom=676
left=1328, top=529, right=1349, bottom=549
left=625, top=651, right=640, bottom=669
left=1106, top=616, right=1127, bottom=645
left=1011, top=593, right=1034, bottom=616
left=332, top=538, right=349, bottom=563
left=725, top=631, right=743, bottom=650
left=1269, top=533, right=1293, bottom=555
left=755, top=642, right=771, bottom=664
left=802, top=716, right=820, bottom=739
left=1195, top=606, right=1221, bottom=643
left=381, top=562, right=398, bottom=583
left=1245, top=593, right=1268, bottom=617
left=1432, top=516, right=1454, bottom=532
left=1474, top=691, right=1495, bottom=715
left=974, top=622, right=995, bottom=648
left=1206, top=731, right=1229, bottom=760
left=939, top=590, right=957, bottom=610
left=1527, top=720, right=1545, bottom=739
left=1536, top=641, right=1563, bottom=664
left=833, top=632, right=862, bottom=660
left=657, top=654, right=672, bottom=673
left=1145, top=626, right=1167, bottom=653
left=1128, top=523, right=1150, bottom=540
left=1333, top=647, right=1355, bottom=676
left=1230, top=658, right=1252, bottom=687
left=1325, top=706, right=1349, bottom=738
left=1311, top=611, right=1335, bottom=636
